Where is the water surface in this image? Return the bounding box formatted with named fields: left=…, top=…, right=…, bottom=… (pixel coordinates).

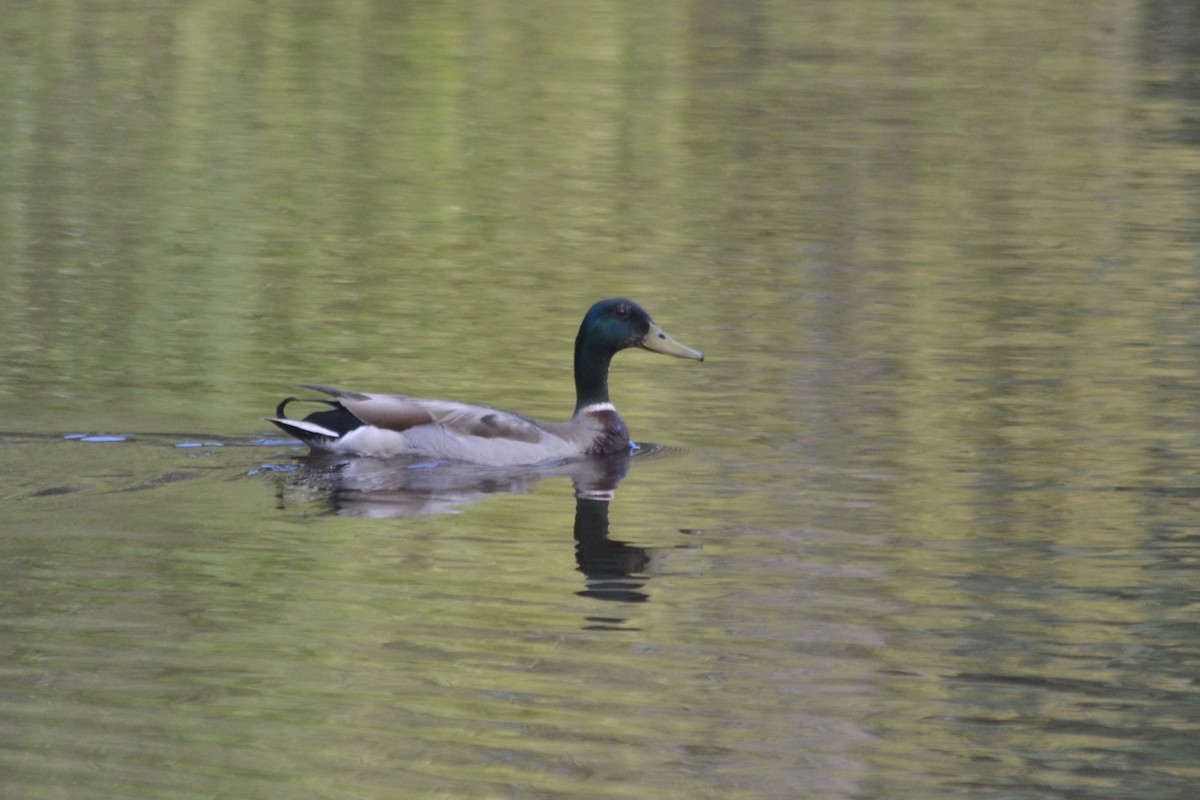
left=3, top=2, right=1200, bottom=798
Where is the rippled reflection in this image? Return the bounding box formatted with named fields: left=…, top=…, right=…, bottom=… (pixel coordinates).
left=275, top=448, right=688, bottom=611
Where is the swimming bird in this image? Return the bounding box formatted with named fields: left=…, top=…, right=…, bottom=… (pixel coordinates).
left=267, top=298, right=703, bottom=466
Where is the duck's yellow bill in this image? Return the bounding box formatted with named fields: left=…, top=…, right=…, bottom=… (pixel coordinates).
left=642, top=322, right=704, bottom=361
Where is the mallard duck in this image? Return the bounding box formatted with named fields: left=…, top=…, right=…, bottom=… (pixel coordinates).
left=267, top=298, right=703, bottom=466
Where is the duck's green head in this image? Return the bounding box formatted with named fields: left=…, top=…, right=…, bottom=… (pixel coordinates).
left=573, top=298, right=703, bottom=412
left=577, top=298, right=704, bottom=361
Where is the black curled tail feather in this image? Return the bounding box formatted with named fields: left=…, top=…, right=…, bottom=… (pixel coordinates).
left=275, top=396, right=299, bottom=419
left=274, top=395, right=363, bottom=437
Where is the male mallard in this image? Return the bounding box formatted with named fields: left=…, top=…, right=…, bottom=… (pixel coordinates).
left=267, top=298, right=703, bottom=466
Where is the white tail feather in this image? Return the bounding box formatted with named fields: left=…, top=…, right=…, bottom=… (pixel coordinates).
left=266, top=417, right=339, bottom=440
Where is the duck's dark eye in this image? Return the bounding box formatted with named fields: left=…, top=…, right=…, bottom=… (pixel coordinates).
left=615, top=304, right=631, bottom=319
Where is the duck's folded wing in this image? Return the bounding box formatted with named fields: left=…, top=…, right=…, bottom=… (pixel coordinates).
left=300, top=384, right=544, bottom=443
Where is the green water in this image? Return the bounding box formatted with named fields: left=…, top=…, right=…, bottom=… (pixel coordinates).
left=3, top=1, right=1200, bottom=798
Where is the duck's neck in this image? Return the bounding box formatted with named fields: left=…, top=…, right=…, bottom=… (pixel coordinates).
left=573, top=340, right=615, bottom=414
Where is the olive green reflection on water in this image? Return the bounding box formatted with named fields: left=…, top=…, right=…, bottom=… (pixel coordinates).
left=3, top=0, right=1200, bottom=798
left=3, top=0, right=1196, bottom=439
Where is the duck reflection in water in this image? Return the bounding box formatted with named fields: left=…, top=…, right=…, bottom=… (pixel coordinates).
left=276, top=448, right=689, bottom=606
